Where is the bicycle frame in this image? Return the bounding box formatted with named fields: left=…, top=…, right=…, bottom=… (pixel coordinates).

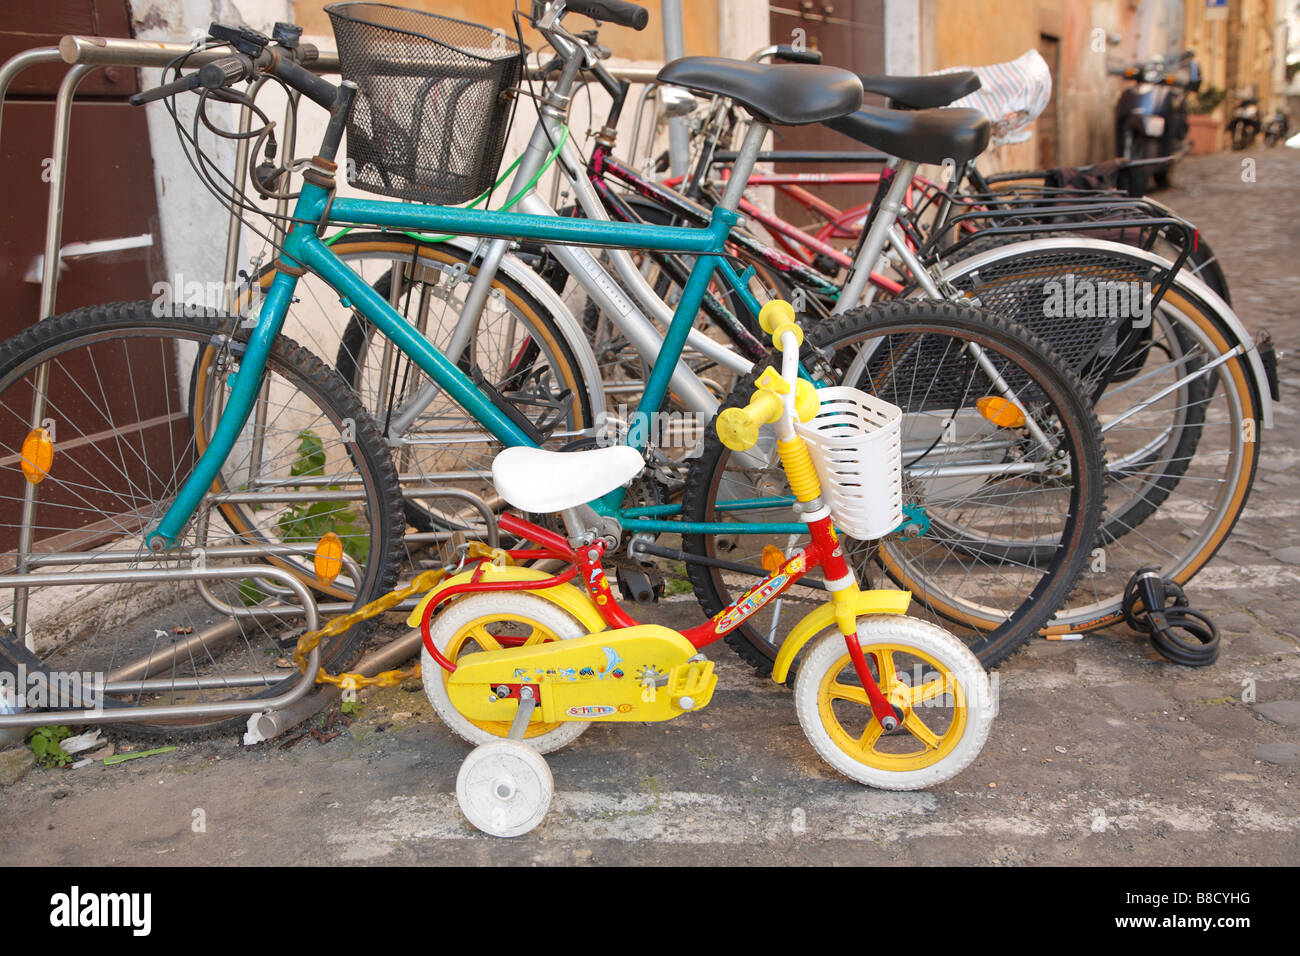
left=146, top=118, right=786, bottom=551
left=669, top=164, right=934, bottom=277
left=421, top=511, right=905, bottom=674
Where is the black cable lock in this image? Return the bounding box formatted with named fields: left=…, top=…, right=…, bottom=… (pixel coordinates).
left=1122, top=567, right=1220, bottom=666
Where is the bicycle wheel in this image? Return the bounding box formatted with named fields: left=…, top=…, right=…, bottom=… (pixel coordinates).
left=422, top=592, right=591, bottom=754
left=1049, top=283, right=1260, bottom=632
left=0, top=303, right=403, bottom=736
left=682, top=300, right=1105, bottom=671
left=931, top=240, right=1261, bottom=630
left=238, top=234, right=596, bottom=537
left=793, top=616, right=992, bottom=790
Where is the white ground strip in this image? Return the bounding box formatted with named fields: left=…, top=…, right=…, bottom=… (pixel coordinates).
left=326, top=787, right=1298, bottom=859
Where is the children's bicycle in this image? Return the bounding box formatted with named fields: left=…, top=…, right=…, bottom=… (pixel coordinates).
left=413, top=300, right=994, bottom=837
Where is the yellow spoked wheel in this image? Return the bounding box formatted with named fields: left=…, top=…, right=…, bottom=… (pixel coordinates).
left=793, top=616, right=993, bottom=789
left=422, top=592, right=592, bottom=754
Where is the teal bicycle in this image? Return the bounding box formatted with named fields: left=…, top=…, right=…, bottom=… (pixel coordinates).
left=0, top=1, right=1104, bottom=735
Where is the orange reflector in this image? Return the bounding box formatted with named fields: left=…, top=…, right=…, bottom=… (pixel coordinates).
left=314, top=532, right=344, bottom=586
left=976, top=396, right=1026, bottom=429
left=21, top=427, right=53, bottom=484
left=761, top=545, right=785, bottom=574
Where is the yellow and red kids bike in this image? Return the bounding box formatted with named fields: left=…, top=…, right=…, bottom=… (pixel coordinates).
left=411, top=301, right=994, bottom=837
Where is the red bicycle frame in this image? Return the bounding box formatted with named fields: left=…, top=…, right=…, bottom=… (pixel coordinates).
left=420, top=511, right=900, bottom=728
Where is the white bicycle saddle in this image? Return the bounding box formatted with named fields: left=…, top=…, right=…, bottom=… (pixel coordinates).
left=491, top=445, right=646, bottom=513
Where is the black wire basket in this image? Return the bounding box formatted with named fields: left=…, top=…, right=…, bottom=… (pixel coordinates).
left=326, top=2, right=523, bottom=205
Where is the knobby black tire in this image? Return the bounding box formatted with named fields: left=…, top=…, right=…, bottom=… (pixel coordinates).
left=0, top=303, right=404, bottom=738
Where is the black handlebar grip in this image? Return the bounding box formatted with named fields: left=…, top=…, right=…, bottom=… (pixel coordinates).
left=196, top=54, right=254, bottom=91
left=566, top=0, right=649, bottom=31
left=128, top=54, right=248, bottom=105
left=774, top=45, right=821, bottom=64
left=128, top=72, right=199, bottom=106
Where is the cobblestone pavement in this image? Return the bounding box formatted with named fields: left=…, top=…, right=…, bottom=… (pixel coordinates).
left=2, top=148, right=1297, bottom=866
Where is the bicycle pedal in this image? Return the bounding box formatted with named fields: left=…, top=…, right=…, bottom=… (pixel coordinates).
left=616, top=563, right=665, bottom=605
left=667, top=658, right=715, bottom=709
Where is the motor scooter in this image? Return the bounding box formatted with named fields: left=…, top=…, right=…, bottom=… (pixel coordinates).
left=1110, top=49, right=1201, bottom=194
left=1263, top=107, right=1289, bottom=148
left=1230, top=96, right=1261, bottom=150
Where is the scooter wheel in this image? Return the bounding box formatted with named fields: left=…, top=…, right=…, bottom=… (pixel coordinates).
left=456, top=740, right=554, bottom=838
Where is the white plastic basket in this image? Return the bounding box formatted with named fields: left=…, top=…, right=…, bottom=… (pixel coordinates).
left=794, top=386, right=903, bottom=540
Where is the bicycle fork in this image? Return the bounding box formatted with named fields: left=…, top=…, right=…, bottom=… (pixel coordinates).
left=718, top=302, right=901, bottom=731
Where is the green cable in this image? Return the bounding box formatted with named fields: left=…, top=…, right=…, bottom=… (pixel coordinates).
left=324, top=125, right=570, bottom=248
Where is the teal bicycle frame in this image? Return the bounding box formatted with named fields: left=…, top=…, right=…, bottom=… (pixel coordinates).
left=145, top=121, right=811, bottom=550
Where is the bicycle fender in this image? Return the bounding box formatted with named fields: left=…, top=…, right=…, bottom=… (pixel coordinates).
left=939, top=237, right=1274, bottom=429
left=771, top=590, right=912, bottom=684
left=406, top=565, right=606, bottom=634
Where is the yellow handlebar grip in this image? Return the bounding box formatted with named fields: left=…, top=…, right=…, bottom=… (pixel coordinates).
left=793, top=379, right=821, bottom=422
left=758, top=299, right=803, bottom=351
left=716, top=390, right=783, bottom=451
left=759, top=299, right=796, bottom=334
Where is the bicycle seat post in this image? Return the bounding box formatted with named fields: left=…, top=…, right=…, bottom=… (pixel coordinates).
left=714, top=120, right=770, bottom=216
left=834, top=158, right=919, bottom=313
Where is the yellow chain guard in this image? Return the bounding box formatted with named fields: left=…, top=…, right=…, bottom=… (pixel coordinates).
left=447, top=625, right=716, bottom=723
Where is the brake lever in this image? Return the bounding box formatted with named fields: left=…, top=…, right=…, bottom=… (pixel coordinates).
left=208, top=23, right=271, bottom=56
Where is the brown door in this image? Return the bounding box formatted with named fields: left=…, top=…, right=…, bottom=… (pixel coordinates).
left=767, top=1, right=885, bottom=244
left=0, top=2, right=175, bottom=553
left=0, top=0, right=162, bottom=328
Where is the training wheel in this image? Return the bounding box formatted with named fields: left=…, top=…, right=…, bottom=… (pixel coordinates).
left=456, top=740, right=553, bottom=837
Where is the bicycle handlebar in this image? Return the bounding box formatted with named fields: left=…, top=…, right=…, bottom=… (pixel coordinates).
left=748, top=45, right=823, bottom=65
left=130, top=34, right=341, bottom=112
left=565, top=0, right=649, bottom=31
left=773, top=45, right=822, bottom=65
left=129, top=53, right=255, bottom=105
left=715, top=301, right=819, bottom=452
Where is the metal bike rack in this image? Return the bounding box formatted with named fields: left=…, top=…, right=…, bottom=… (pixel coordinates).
left=0, top=561, right=322, bottom=729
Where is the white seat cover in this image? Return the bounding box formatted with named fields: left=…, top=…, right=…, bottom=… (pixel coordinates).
left=491, top=445, right=646, bottom=513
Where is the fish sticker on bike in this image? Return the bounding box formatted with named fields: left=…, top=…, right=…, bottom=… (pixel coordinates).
left=511, top=647, right=625, bottom=683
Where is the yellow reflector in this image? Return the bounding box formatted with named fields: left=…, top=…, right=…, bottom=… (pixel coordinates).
left=21, top=427, right=53, bottom=484
left=761, top=545, right=785, bottom=574
left=314, top=532, right=344, bottom=586
left=976, top=396, right=1026, bottom=429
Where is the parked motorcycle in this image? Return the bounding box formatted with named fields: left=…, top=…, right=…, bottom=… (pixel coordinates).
left=1230, top=96, right=1261, bottom=150
left=1264, top=109, right=1290, bottom=147
left=1109, top=50, right=1201, bottom=194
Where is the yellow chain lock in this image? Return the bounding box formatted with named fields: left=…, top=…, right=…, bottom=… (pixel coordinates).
left=292, top=540, right=513, bottom=691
